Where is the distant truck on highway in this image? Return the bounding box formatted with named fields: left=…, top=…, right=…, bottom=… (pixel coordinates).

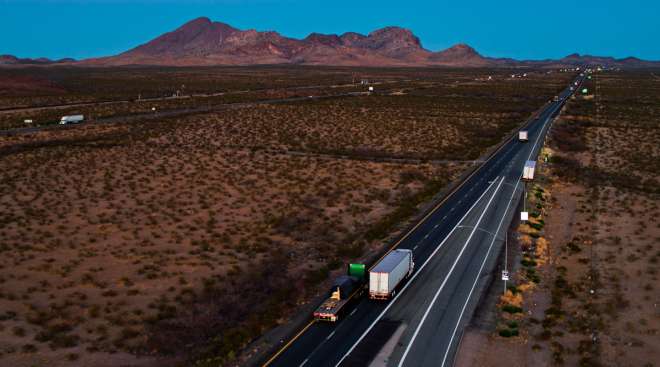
left=523, top=160, right=536, bottom=180
left=313, top=264, right=366, bottom=322
left=518, top=131, right=528, bottom=142
left=59, top=115, right=84, bottom=125
left=369, top=249, right=414, bottom=300
left=553, top=96, right=560, bottom=102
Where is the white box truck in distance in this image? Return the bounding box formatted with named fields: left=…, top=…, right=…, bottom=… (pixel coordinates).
left=523, top=160, right=536, bottom=180
left=59, top=115, right=84, bottom=125
left=369, top=249, right=414, bottom=300
left=519, top=131, right=528, bottom=142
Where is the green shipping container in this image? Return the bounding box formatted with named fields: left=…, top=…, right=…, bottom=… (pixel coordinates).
left=348, top=264, right=366, bottom=281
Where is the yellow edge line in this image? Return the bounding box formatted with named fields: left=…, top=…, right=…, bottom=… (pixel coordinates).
left=262, top=320, right=316, bottom=366
left=261, top=104, right=546, bottom=367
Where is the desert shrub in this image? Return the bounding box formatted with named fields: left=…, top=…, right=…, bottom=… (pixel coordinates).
left=499, top=327, right=519, bottom=337
left=502, top=304, right=523, bottom=314
left=21, top=344, right=38, bottom=353
left=521, top=258, right=537, bottom=267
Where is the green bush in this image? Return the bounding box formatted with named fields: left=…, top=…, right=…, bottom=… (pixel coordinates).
left=502, top=304, right=523, bottom=314
left=498, top=327, right=519, bottom=337
left=521, top=258, right=537, bottom=267
left=529, top=222, right=544, bottom=231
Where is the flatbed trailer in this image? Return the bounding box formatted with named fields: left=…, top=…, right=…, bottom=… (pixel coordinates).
left=313, top=264, right=366, bottom=322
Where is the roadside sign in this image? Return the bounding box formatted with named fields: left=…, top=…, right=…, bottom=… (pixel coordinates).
left=521, top=211, right=529, bottom=221
left=502, top=270, right=509, bottom=281
left=368, top=86, right=374, bottom=92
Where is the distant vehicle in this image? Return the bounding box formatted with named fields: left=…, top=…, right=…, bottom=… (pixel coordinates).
left=519, top=130, right=528, bottom=142
left=313, top=264, right=366, bottom=322
left=59, top=115, right=84, bottom=125
left=24, top=119, right=33, bottom=124
left=369, top=249, right=414, bottom=300
left=523, top=160, right=536, bottom=181
left=553, top=96, right=560, bottom=102
left=574, top=81, right=579, bottom=86
left=570, top=87, right=574, bottom=91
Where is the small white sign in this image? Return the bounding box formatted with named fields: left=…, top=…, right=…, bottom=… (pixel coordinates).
left=368, top=86, right=374, bottom=92
left=502, top=270, right=509, bottom=281
left=521, top=211, right=529, bottom=221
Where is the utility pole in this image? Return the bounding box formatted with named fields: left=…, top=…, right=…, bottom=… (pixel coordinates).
left=523, top=182, right=527, bottom=212
left=503, top=231, right=510, bottom=294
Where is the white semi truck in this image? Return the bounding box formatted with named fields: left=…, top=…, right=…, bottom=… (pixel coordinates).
left=59, top=115, right=84, bottom=125
left=369, top=249, right=414, bottom=300
left=523, top=160, right=536, bottom=181
left=519, top=131, right=528, bottom=142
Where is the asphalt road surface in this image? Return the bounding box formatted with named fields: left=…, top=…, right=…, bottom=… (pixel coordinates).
left=264, top=73, right=585, bottom=367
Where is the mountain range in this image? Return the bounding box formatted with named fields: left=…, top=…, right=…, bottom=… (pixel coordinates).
left=3, top=17, right=658, bottom=68
left=0, top=54, right=75, bottom=65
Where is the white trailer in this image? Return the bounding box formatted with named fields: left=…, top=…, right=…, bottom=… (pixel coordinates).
left=523, top=160, right=536, bottom=181
left=519, top=131, right=528, bottom=142
left=369, top=249, right=414, bottom=300
left=59, top=115, right=84, bottom=125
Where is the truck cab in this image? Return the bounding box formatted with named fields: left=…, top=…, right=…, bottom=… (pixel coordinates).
left=313, top=264, right=366, bottom=322
left=59, top=115, right=85, bottom=125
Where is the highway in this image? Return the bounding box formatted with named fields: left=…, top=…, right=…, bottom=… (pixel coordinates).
left=263, top=73, right=585, bottom=367
left=0, top=79, right=416, bottom=136
left=0, top=91, right=371, bottom=137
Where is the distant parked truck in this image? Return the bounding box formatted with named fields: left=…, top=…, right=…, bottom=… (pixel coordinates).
left=518, top=130, right=528, bottom=142
left=313, top=264, right=366, bottom=322
left=59, top=115, right=84, bottom=125
left=369, top=249, right=414, bottom=300
left=523, top=160, right=536, bottom=181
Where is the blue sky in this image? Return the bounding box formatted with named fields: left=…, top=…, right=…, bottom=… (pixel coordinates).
left=1, top=0, right=658, bottom=61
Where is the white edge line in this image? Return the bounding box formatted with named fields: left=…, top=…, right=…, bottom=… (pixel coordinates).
left=397, top=176, right=504, bottom=367
left=334, top=176, right=501, bottom=367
